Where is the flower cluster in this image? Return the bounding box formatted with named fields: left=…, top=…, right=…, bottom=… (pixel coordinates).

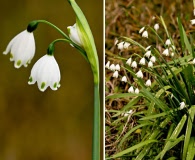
left=3, top=23, right=81, bottom=92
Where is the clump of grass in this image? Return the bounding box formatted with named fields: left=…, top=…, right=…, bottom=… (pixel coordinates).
left=105, top=1, right=195, bottom=159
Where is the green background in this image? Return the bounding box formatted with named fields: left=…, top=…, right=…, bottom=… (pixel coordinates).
left=0, top=0, right=103, bottom=159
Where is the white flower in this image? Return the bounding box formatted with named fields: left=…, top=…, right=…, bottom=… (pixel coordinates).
left=165, top=39, right=171, bottom=46
left=154, top=23, right=159, bottom=31
left=121, top=76, right=127, bottom=83
left=135, top=88, right=140, bottom=94
left=139, top=57, right=146, bottom=65
left=145, top=50, right=151, bottom=58
left=139, top=27, right=145, bottom=34
left=142, top=31, right=148, bottom=38
left=112, top=71, right=119, bottom=78
left=105, top=61, right=110, bottom=69
left=131, top=61, right=137, bottom=68
left=150, top=56, right=156, bottom=63
left=115, top=64, right=120, bottom=71
left=145, top=79, right=152, bottom=86
left=123, top=110, right=133, bottom=117
left=145, top=45, right=151, bottom=51
left=28, top=54, right=61, bottom=92
left=128, top=86, right=134, bottom=93
left=126, top=58, right=132, bottom=66
left=191, top=19, right=195, bottom=25
left=136, top=70, right=143, bottom=78
left=162, top=48, right=169, bottom=56
left=148, top=61, right=153, bottom=68
left=192, top=58, right=195, bottom=64
left=3, top=30, right=35, bottom=68
left=117, top=42, right=124, bottom=50
left=109, top=64, right=116, bottom=71
left=179, top=102, right=186, bottom=110
left=123, top=42, right=130, bottom=49
left=67, top=23, right=83, bottom=47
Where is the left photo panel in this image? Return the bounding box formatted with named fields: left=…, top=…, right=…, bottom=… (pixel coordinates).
left=0, top=0, right=103, bottom=160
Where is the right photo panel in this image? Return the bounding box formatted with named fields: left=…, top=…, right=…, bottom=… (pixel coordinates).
left=105, top=0, right=195, bottom=159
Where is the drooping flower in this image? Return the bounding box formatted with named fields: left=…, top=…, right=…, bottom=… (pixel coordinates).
left=3, top=30, right=35, bottom=68
left=154, top=23, right=159, bottom=31
left=150, top=56, right=156, bottom=63
left=142, top=31, right=148, bottom=38
left=165, top=39, right=171, bottom=46
left=139, top=57, right=146, bottom=65
left=131, top=61, right=137, bottom=68
left=135, top=88, right=140, bottom=94
left=148, top=61, right=153, bottom=68
left=109, top=64, right=116, bottom=71
left=126, top=57, right=132, bottom=66
left=67, top=23, right=83, bottom=47
left=28, top=54, right=61, bottom=92
left=105, top=61, right=110, bottom=69
left=145, top=50, right=151, bottom=58
left=139, top=27, right=145, bottom=34
left=179, top=102, right=186, bottom=110
left=162, top=48, right=169, bottom=56
left=136, top=70, right=143, bottom=78
left=121, top=76, right=127, bottom=83
left=112, top=71, right=119, bottom=78
left=123, top=110, right=133, bottom=117
left=145, top=79, right=152, bottom=87
left=145, top=45, right=151, bottom=51
left=117, top=42, right=124, bottom=50
left=115, top=64, right=120, bottom=71
left=128, top=86, right=134, bottom=93
left=123, top=42, right=130, bottom=49
left=190, top=19, right=195, bottom=25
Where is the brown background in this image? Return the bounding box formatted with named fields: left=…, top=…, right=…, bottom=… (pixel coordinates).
left=0, top=0, right=103, bottom=159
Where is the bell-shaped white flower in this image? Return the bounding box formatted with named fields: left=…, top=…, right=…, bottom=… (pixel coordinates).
left=105, top=61, right=110, bottom=69
left=191, top=19, right=195, bottom=25
left=109, top=64, right=116, bottom=71
left=115, top=64, right=120, bottom=71
left=145, top=79, right=152, bottom=87
left=131, top=61, right=137, bottom=68
left=142, top=31, right=148, bottom=38
left=179, top=102, right=186, bottom=110
left=148, top=61, right=153, bottom=68
left=67, top=23, right=83, bottom=47
left=139, top=27, right=145, bottom=34
left=117, top=42, right=124, bottom=50
left=145, top=45, right=151, bottom=51
left=121, top=76, right=127, bottom=83
left=112, top=71, right=119, bottom=78
left=126, top=57, right=132, bottom=66
left=192, top=58, right=195, bottom=64
left=135, top=88, right=140, bottom=94
left=123, top=110, right=133, bottom=117
left=28, top=54, right=61, bottom=92
left=3, top=30, right=35, bottom=68
left=162, top=48, right=169, bottom=56
left=165, top=39, right=171, bottom=46
left=136, top=70, right=143, bottom=78
left=128, top=86, right=134, bottom=93
left=139, top=57, right=146, bottom=65
left=150, top=56, right=156, bottom=63
left=123, top=42, right=130, bottom=49
left=145, top=50, right=151, bottom=58
left=154, top=23, right=159, bottom=31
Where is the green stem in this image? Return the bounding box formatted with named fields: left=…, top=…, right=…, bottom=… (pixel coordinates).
left=93, top=83, right=100, bottom=160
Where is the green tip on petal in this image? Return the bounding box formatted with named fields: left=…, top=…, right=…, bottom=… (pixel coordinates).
left=29, top=76, right=33, bottom=83
left=41, top=82, right=46, bottom=89
left=53, top=82, right=57, bottom=88
left=10, top=53, right=13, bottom=59
left=17, top=60, right=21, bottom=66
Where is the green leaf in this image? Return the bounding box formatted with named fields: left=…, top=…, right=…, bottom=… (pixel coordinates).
left=186, top=137, right=195, bottom=160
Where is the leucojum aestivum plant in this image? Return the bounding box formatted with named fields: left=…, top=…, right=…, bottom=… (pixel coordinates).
left=3, top=0, right=100, bottom=160
left=105, top=2, right=195, bottom=160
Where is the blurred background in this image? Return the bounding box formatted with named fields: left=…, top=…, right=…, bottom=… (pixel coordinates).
left=0, top=0, right=103, bottom=160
